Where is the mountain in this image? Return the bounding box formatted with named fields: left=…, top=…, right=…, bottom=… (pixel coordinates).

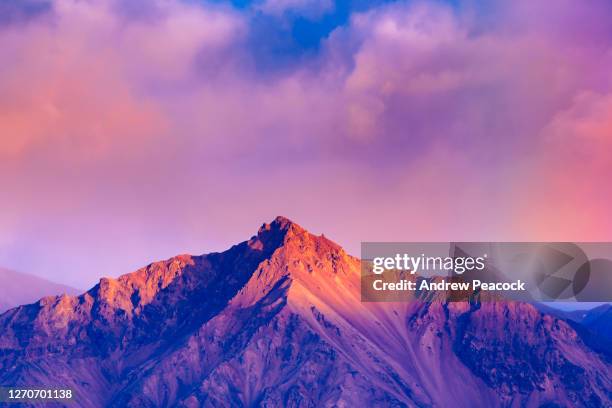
left=0, top=267, right=80, bottom=313
left=0, top=217, right=610, bottom=407
left=534, top=303, right=593, bottom=323
left=536, top=303, right=612, bottom=342
left=580, top=304, right=612, bottom=341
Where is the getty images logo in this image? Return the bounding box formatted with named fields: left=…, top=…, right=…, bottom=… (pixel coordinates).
left=361, top=242, right=612, bottom=302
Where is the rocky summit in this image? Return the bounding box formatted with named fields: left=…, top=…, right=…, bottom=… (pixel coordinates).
left=0, top=217, right=610, bottom=407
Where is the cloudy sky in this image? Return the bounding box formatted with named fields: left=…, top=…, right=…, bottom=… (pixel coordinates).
left=1, top=0, right=611, bottom=288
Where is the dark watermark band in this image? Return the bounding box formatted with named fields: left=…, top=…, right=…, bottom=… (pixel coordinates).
left=361, top=242, right=612, bottom=303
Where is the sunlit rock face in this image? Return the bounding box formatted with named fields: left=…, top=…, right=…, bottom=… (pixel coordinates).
left=0, top=217, right=610, bottom=407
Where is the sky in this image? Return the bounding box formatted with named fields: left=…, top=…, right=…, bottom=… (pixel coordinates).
left=1, top=0, right=612, bottom=289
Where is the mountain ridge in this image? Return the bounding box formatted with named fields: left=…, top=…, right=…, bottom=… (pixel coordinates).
left=0, top=217, right=610, bottom=407
left=0, top=267, right=80, bottom=313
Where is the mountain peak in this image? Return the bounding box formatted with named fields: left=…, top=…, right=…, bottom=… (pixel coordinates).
left=254, top=216, right=307, bottom=246
left=258, top=216, right=303, bottom=234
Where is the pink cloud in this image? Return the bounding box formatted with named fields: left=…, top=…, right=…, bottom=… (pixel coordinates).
left=1, top=0, right=611, bottom=287
left=0, top=0, right=244, bottom=158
